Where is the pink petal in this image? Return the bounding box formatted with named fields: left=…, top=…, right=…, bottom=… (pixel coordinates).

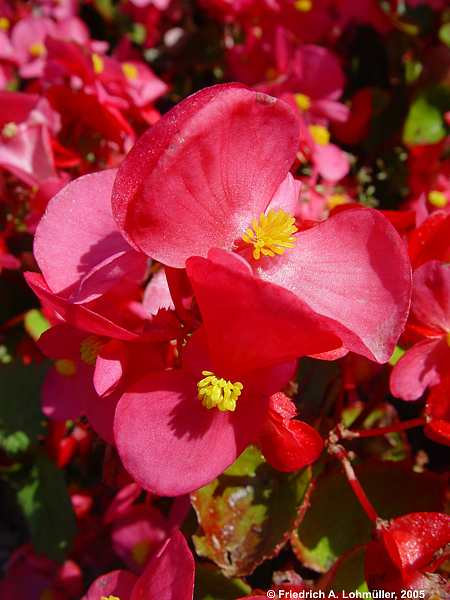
left=114, top=370, right=247, bottom=496
left=34, top=169, right=146, bottom=303
left=83, top=569, right=137, bottom=600
left=266, top=172, right=302, bottom=215
left=186, top=250, right=341, bottom=376
left=24, top=272, right=138, bottom=341
left=85, top=389, right=120, bottom=445
left=130, top=530, right=194, bottom=600
left=390, top=338, right=449, bottom=401
left=94, top=340, right=126, bottom=397
left=112, top=84, right=299, bottom=267
left=313, top=142, right=350, bottom=182
left=260, top=208, right=412, bottom=363
left=143, top=270, right=175, bottom=317
left=411, top=260, right=450, bottom=333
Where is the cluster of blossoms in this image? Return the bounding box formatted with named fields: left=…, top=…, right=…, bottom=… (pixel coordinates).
left=0, top=0, right=449, bottom=599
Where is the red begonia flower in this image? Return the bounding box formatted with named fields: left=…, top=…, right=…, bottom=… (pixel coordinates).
left=83, top=530, right=194, bottom=600
left=365, top=512, right=450, bottom=593
left=112, top=84, right=411, bottom=363
left=390, top=260, right=450, bottom=401
left=425, top=377, right=450, bottom=446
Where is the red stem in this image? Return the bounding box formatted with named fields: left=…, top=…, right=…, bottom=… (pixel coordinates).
left=329, top=444, right=379, bottom=523
left=347, top=416, right=426, bottom=439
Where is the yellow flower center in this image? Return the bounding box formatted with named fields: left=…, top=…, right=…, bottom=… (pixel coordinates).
left=132, top=539, right=151, bottom=565
left=29, top=42, right=46, bottom=58
left=0, top=17, right=10, bottom=31
left=92, top=53, right=104, bottom=74
left=80, top=336, right=104, bottom=365
left=295, top=93, right=311, bottom=111
left=2, top=122, right=17, bottom=138
left=309, top=124, right=330, bottom=146
left=327, top=193, right=347, bottom=210
left=242, top=209, right=298, bottom=261
left=428, top=190, right=447, bottom=208
left=122, top=62, right=138, bottom=80
left=101, top=597, right=120, bottom=600
left=55, top=359, right=77, bottom=376
left=295, top=0, right=313, bottom=12
left=197, top=371, right=243, bottom=412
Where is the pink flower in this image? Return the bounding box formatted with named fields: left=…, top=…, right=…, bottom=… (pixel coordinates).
left=390, top=260, right=450, bottom=401
left=83, top=530, right=194, bottom=600
left=112, top=84, right=411, bottom=363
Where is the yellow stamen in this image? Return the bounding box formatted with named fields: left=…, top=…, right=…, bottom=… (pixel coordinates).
left=197, top=370, right=243, bottom=412
left=101, top=597, right=120, bottom=600
left=92, top=53, right=104, bottom=74
left=132, top=539, right=151, bottom=565
left=80, top=336, right=104, bottom=365
left=55, top=359, right=77, bottom=376
left=295, top=0, right=313, bottom=11
left=242, top=209, right=298, bottom=261
left=0, top=17, right=10, bottom=31
left=295, top=93, right=311, bottom=111
left=309, top=124, right=330, bottom=146
left=447, top=332, right=450, bottom=347
left=327, top=193, right=347, bottom=210
left=2, top=122, right=17, bottom=138
left=29, top=42, right=46, bottom=57
left=428, top=190, right=447, bottom=208
left=122, top=62, right=138, bottom=80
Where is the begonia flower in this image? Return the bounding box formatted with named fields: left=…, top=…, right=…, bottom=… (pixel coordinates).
left=83, top=529, right=194, bottom=600
left=390, top=260, right=450, bottom=401
left=112, top=84, right=411, bottom=363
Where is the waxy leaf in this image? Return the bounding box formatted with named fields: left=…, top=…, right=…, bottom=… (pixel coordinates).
left=16, top=454, right=77, bottom=562
left=292, top=460, right=446, bottom=572
left=319, top=545, right=370, bottom=594
left=191, top=446, right=311, bottom=577
left=194, top=564, right=251, bottom=599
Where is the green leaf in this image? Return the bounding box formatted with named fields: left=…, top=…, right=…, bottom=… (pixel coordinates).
left=403, top=88, right=448, bottom=146
left=320, top=546, right=370, bottom=594
left=24, top=309, right=50, bottom=341
left=16, top=454, right=77, bottom=562
left=292, top=460, right=446, bottom=573
left=191, top=446, right=311, bottom=577
left=0, top=362, right=47, bottom=452
left=439, top=22, right=450, bottom=47
left=194, top=564, right=251, bottom=600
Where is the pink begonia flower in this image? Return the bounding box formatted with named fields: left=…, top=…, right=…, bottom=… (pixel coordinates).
left=0, top=91, right=59, bottom=186
left=34, top=169, right=147, bottom=304
left=112, top=84, right=411, bottom=363
left=114, top=247, right=342, bottom=495
left=0, top=544, right=83, bottom=600
left=258, top=42, right=350, bottom=124
left=129, top=0, right=172, bottom=8
left=83, top=529, right=195, bottom=600
left=390, top=260, right=450, bottom=401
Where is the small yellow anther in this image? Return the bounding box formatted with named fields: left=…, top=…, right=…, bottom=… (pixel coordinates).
left=428, top=190, right=447, bottom=208
left=55, top=359, right=77, bottom=376
left=327, top=194, right=347, bottom=210
left=29, top=42, right=46, bottom=57
left=2, top=122, right=17, bottom=139
left=242, top=209, right=298, bottom=261
left=92, top=53, right=104, bottom=74
left=294, top=93, right=311, bottom=111
left=101, top=597, right=120, bottom=600
left=309, top=124, right=330, bottom=146
left=197, top=371, right=243, bottom=412
left=122, top=62, right=138, bottom=80
left=0, top=17, right=10, bottom=31
left=295, top=0, right=313, bottom=11
left=80, top=336, right=104, bottom=366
